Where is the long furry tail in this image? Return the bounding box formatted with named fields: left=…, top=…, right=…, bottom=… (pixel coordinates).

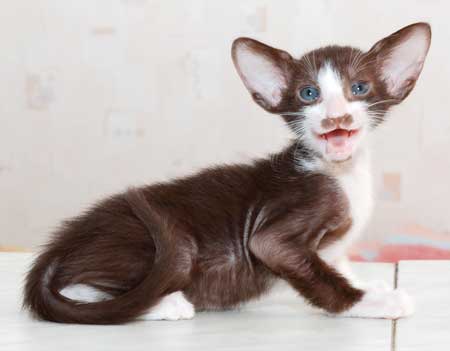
left=23, top=188, right=177, bottom=324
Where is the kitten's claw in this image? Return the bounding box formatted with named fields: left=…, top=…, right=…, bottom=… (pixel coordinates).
left=337, top=288, right=414, bottom=319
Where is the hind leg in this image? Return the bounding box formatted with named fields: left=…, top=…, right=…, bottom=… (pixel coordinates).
left=141, top=291, right=195, bottom=321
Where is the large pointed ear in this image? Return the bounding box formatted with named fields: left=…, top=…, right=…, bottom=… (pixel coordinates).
left=368, top=22, right=431, bottom=101
left=232, top=38, right=293, bottom=113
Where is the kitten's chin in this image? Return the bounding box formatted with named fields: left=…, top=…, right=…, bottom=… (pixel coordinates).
left=325, top=151, right=353, bottom=163
left=323, top=142, right=361, bottom=163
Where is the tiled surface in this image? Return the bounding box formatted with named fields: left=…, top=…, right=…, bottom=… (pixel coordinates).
left=3, top=254, right=449, bottom=350
left=396, top=260, right=450, bottom=350
left=0, top=253, right=393, bottom=351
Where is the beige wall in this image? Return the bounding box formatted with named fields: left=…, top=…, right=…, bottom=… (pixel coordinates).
left=1, top=0, right=449, bottom=248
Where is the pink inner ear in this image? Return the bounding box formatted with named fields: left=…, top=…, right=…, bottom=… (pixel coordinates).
left=234, top=46, right=286, bottom=107
left=381, top=28, right=430, bottom=97
left=384, top=61, right=424, bottom=96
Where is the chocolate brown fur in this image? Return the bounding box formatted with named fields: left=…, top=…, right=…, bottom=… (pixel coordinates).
left=24, top=144, right=362, bottom=324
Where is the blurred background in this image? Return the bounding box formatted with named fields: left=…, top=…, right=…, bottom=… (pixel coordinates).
left=1, top=0, right=449, bottom=261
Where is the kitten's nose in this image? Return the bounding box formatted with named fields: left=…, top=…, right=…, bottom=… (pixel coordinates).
left=321, top=114, right=354, bottom=130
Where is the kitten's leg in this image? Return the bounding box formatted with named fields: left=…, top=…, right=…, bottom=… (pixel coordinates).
left=331, top=256, right=414, bottom=318
left=334, top=256, right=391, bottom=292
left=250, top=233, right=413, bottom=319
left=141, top=291, right=195, bottom=321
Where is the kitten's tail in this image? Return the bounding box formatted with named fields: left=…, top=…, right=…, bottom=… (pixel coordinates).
left=23, top=188, right=179, bottom=324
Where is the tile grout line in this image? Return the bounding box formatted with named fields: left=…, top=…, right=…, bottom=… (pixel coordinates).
left=391, top=262, right=399, bottom=351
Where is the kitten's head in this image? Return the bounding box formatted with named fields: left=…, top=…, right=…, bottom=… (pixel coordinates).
left=232, top=23, right=431, bottom=163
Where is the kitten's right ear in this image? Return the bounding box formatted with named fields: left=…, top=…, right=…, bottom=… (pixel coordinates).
left=232, top=38, right=293, bottom=113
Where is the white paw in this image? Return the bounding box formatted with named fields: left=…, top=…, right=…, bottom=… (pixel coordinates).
left=338, top=289, right=414, bottom=319
left=142, top=291, right=195, bottom=321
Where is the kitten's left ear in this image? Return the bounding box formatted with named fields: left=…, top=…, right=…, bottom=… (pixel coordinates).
left=232, top=38, right=293, bottom=113
left=369, top=22, right=431, bottom=101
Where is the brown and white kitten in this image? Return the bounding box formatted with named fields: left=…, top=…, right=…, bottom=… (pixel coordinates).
left=24, top=23, right=431, bottom=324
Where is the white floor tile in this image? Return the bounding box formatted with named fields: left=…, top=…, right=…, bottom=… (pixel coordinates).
left=396, top=260, right=450, bottom=350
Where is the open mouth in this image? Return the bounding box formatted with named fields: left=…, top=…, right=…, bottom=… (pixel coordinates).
left=316, top=128, right=360, bottom=160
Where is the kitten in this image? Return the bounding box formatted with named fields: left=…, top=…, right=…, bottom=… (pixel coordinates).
left=24, top=23, right=431, bottom=324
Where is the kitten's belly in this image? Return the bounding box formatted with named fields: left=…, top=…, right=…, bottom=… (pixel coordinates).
left=183, top=254, right=274, bottom=311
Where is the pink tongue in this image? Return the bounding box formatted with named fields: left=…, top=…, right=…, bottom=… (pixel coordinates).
left=325, top=129, right=350, bottom=154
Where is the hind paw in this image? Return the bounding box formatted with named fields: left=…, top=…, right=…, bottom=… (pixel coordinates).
left=142, top=292, right=195, bottom=321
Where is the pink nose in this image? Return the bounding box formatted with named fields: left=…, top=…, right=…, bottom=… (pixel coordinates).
left=321, top=114, right=353, bottom=130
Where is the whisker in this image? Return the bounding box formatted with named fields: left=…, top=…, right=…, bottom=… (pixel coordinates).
left=300, top=53, right=317, bottom=78
left=285, top=119, right=307, bottom=136
left=280, top=112, right=305, bottom=116
left=312, top=51, right=317, bottom=74
left=353, top=52, right=369, bottom=73
left=367, top=110, right=388, bottom=116
left=366, top=99, right=398, bottom=108
left=354, top=57, right=378, bottom=73
left=350, top=50, right=361, bottom=72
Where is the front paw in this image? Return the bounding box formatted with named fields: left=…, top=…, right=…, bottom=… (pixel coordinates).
left=338, top=289, right=415, bottom=319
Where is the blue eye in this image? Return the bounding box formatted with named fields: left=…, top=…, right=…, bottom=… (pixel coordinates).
left=351, top=82, right=370, bottom=96
left=299, top=86, right=320, bottom=102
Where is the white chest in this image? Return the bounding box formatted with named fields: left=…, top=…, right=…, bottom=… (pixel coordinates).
left=338, top=159, right=373, bottom=235
left=319, top=152, right=374, bottom=262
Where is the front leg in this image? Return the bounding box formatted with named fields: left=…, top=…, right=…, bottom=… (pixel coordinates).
left=249, top=231, right=413, bottom=319
left=333, top=256, right=391, bottom=293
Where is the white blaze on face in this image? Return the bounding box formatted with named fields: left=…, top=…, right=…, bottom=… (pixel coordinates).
left=301, top=62, right=369, bottom=163
left=317, top=63, right=348, bottom=118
